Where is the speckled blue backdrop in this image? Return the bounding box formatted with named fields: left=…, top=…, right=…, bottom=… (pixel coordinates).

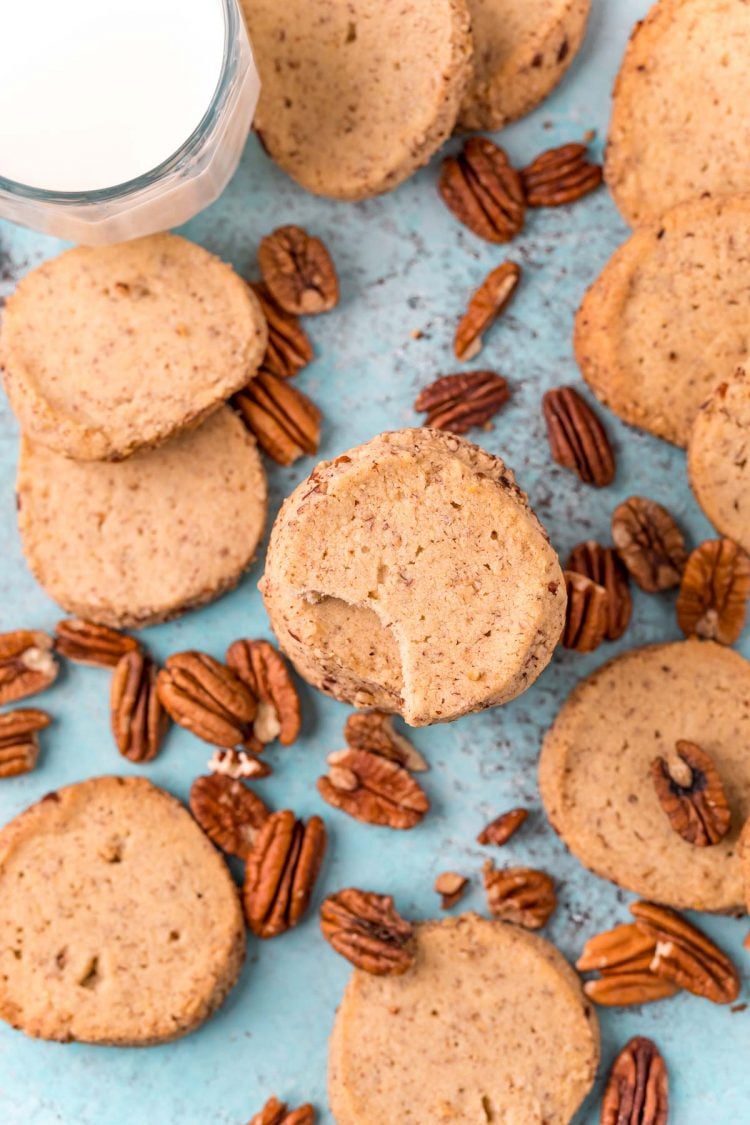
left=0, top=1, right=748, bottom=1121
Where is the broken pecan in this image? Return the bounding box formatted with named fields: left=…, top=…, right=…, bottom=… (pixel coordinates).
left=583, top=973, right=679, bottom=1008
left=0, top=708, right=50, bottom=778
left=454, top=261, right=521, bottom=360
left=0, top=630, right=58, bottom=705
left=258, top=225, right=338, bottom=315
left=521, top=142, right=602, bottom=207
left=576, top=922, right=680, bottom=1007
left=611, top=497, right=687, bottom=592
left=250, top=282, right=313, bottom=378
left=189, top=774, right=271, bottom=859
left=157, top=651, right=258, bottom=749
left=543, top=386, right=615, bottom=486
left=226, top=638, right=301, bottom=746
left=414, top=371, right=510, bottom=434
left=651, top=740, right=731, bottom=847
left=434, top=872, right=468, bottom=909
left=208, top=748, right=272, bottom=780
left=248, top=1096, right=315, bottom=1125
left=631, top=900, right=740, bottom=1004
left=111, top=651, right=169, bottom=763
left=562, top=571, right=609, bottom=652
left=317, top=747, right=430, bottom=829
left=244, top=810, right=327, bottom=939
left=344, top=711, right=427, bottom=771
left=438, top=137, right=526, bottom=243
left=477, top=807, right=528, bottom=846
left=55, top=618, right=139, bottom=667
left=601, top=1037, right=668, bottom=1125
left=235, top=371, right=321, bottom=466
left=320, top=888, right=414, bottom=975
left=676, top=538, right=750, bottom=645
left=567, top=540, right=632, bottom=641
left=482, top=861, right=556, bottom=929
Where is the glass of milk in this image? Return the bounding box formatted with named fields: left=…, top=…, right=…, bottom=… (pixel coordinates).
left=0, top=0, right=259, bottom=244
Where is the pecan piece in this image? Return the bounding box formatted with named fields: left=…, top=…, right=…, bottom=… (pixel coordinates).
left=226, top=638, right=301, bottom=746
left=651, top=740, right=731, bottom=846
left=344, top=711, right=427, bottom=771
left=567, top=540, right=632, bottom=641
left=482, top=861, right=556, bottom=929
left=562, top=571, right=609, bottom=652
left=577, top=922, right=680, bottom=1007
left=244, top=810, right=327, bottom=939
left=438, top=137, right=526, bottom=243
left=543, top=386, right=615, bottom=486
left=521, top=142, right=602, bottom=207
left=235, top=371, right=321, bottom=466
left=601, top=1037, right=668, bottom=1125
left=0, top=708, right=50, bottom=778
left=454, top=261, right=521, bottom=361
left=611, top=497, right=687, bottom=592
left=189, top=774, right=271, bottom=859
left=248, top=1096, right=315, bottom=1125
left=414, top=371, right=510, bottom=434
left=0, top=629, right=58, bottom=705
left=434, top=872, right=468, bottom=909
left=320, top=888, right=414, bottom=975
left=317, top=747, right=430, bottom=829
left=250, top=282, right=313, bottom=378
left=631, top=900, right=740, bottom=1004
left=258, top=225, right=338, bottom=315
left=111, top=651, right=169, bottom=763
left=477, top=807, right=528, bottom=846
left=584, top=973, right=679, bottom=1008
left=55, top=618, right=139, bottom=667
left=157, top=651, right=258, bottom=749
left=208, top=748, right=272, bottom=780
left=676, top=538, right=750, bottom=644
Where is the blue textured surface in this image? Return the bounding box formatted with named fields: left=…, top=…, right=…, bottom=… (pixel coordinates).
left=0, top=2, right=748, bottom=1121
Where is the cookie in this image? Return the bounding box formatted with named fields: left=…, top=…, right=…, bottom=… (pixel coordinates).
left=740, top=817, right=750, bottom=911
left=329, top=912, right=599, bottom=1124
left=243, top=0, right=473, bottom=201
left=688, top=367, right=750, bottom=554
left=458, top=0, right=591, bottom=131
left=575, top=194, right=750, bottom=447
left=539, top=639, right=750, bottom=912
left=606, top=0, right=750, bottom=227
left=17, top=407, right=267, bottom=628
left=261, top=429, right=566, bottom=726
left=0, top=776, right=245, bottom=1045
left=0, top=233, right=267, bottom=461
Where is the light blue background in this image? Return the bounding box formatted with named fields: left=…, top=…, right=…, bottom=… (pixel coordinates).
left=0, top=1, right=748, bottom=1120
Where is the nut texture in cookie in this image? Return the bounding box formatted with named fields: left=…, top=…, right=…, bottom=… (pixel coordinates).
left=0, top=233, right=267, bottom=461
left=17, top=407, right=267, bottom=628
left=539, top=639, right=750, bottom=912
left=328, top=912, right=599, bottom=1124
left=688, top=367, right=750, bottom=554
left=0, top=776, right=245, bottom=1045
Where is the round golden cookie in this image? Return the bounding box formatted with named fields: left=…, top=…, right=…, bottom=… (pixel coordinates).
left=329, top=912, right=599, bottom=1124
left=0, top=776, right=245, bottom=1045
left=260, top=429, right=566, bottom=726
left=739, top=818, right=750, bottom=910
left=17, top=407, right=267, bottom=628
left=0, top=233, right=267, bottom=461
left=575, top=195, right=750, bottom=447
left=606, top=0, right=750, bottom=227
left=539, top=639, right=750, bottom=912
left=243, top=0, right=473, bottom=200
left=688, top=367, right=750, bottom=554
left=458, top=0, right=591, bottom=131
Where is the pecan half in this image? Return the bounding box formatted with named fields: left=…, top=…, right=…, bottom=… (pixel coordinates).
left=562, top=571, right=609, bottom=652
left=244, top=810, right=327, bottom=939
left=567, top=540, right=631, bottom=641
left=0, top=708, right=50, bottom=778
left=208, top=748, right=272, bottom=780
left=235, top=371, right=321, bottom=466
left=482, top=861, right=556, bottom=929
left=651, top=740, right=731, bottom=847
left=189, top=774, right=271, bottom=859
left=454, top=261, right=521, bottom=360
left=543, top=386, right=615, bottom=486
left=55, top=618, right=139, bottom=667
left=676, top=538, right=750, bottom=644
left=631, top=900, right=740, bottom=1004
left=438, top=137, right=526, bottom=243
left=434, top=872, right=468, bottom=909
left=317, top=748, right=430, bottom=829
left=226, top=638, right=301, bottom=746
left=601, top=1037, right=668, bottom=1125
left=0, top=630, right=58, bottom=705
left=111, top=651, right=169, bottom=763
left=258, top=225, right=338, bottom=315
left=583, top=973, right=679, bottom=1007
left=414, top=371, right=510, bottom=434
left=344, top=711, right=427, bottom=771
left=576, top=922, right=680, bottom=1007
left=248, top=1096, right=315, bottom=1125
left=320, top=888, right=414, bottom=975
left=611, top=497, right=687, bottom=592
left=477, top=807, right=528, bottom=846
left=157, top=651, right=258, bottom=749
left=250, top=283, right=313, bottom=378
left=521, top=142, right=602, bottom=207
